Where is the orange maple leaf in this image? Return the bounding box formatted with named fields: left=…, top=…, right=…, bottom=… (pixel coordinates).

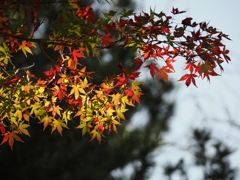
left=1, top=131, right=23, bottom=150
left=156, top=66, right=174, bottom=82
left=18, top=41, right=36, bottom=57
left=131, top=90, right=144, bottom=104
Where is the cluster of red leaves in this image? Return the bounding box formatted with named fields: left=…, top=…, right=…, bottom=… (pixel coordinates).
left=114, top=8, right=230, bottom=87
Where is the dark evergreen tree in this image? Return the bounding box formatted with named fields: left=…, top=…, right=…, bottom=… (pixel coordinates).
left=163, top=128, right=238, bottom=180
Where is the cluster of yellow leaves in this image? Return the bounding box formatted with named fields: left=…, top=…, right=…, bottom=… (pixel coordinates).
left=0, top=49, right=144, bottom=148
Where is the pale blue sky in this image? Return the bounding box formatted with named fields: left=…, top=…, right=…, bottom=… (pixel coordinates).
left=137, top=0, right=240, bottom=179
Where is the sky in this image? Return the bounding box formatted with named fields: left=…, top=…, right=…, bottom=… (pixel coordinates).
left=137, top=0, right=240, bottom=179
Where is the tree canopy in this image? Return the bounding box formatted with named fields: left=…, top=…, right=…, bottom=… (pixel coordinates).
left=0, top=0, right=231, bottom=149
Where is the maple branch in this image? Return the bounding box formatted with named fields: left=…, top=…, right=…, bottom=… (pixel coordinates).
left=0, top=67, right=10, bottom=77
left=0, top=31, right=77, bottom=47
left=0, top=31, right=125, bottom=50
left=38, top=42, right=59, bottom=65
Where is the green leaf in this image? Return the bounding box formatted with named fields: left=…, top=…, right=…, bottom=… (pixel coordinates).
left=18, top=123, right=30, bottom=136
left=121, top=9, right=133, bottom=17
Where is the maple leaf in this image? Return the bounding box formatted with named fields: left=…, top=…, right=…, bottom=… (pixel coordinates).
left=49, top=105, right=63, bottom=117
left=70, top=49, right=85, bottom=62
left=70, top=84, right=78, bottom=97
left=80, top=78, right=90, bottom=88
left=18, top=41, right=36, bottom=57
left=40, top=115, right=53, bottom=130
left=199, top=62, right=220, bottom=81
left=57, top=74, right=69, bottom=84
left=1, top=132, right=10, bottom=146
left=51, top=119, right=68, bottom=136
left=43, top=67, right=57, bottom=81
left=116, top=108, right=128, bottom=120
left=62, top=110, right=73, bottom=125
left=95, top=121, right=104, bottom=134
left=22, top=84, right=34, bottom=94
left=124, top=89, right=133, bottom=97
left=130, top=81, right=144, bottom=104
left=18, top=123, right=31, bottom=136
left=62, top=56, right=78, bottom=70
left=89, top=130, right=102, bottom=143
left=131, top=90, right=144, bottom=104
left=128, top=72, right=141, bottom=80
left=191, top=29, right=201, bottom=41
left=3, top=75, right=20, bottom=87
left=156, top=66, right=174, bottom=82
left=1, top=131, right=23, bottom=150
left=178, top=74, right=198, bottom=87
left=76, top=122, right=92, bottom=136
left=23, top=112, right=30, bottom=122
left=102, top=33, right=114, bottom=47
left=111, top=93, right=121, bottom=106
left=0, top=122, right=6, bottom=134
left=184, top=63, right=199, bottom=74
left=142, top=44, right=157, bottom=60
left=132, top=58, right=143, bottom=71
left=171, top=8, right=186, bottom=14
left=111, top=119, right=122, bottom=126
left=182, top=17, right=193, bottom=26
left=115, top=73, right=130, bottom=86
left=160, top=27, right=170, bottom=34
left=131, top=80, right=142, bottom=91
left=106, top=107, right=115, bottom=116
left=165, top=57, right=176, bottom=71
left=52, top=85, right=66, bottom=101
left=121, top=96, right=135, bottom=107
left=15, top=109, right=22, bottom=120
left=145, top=63, right=159, bottom=78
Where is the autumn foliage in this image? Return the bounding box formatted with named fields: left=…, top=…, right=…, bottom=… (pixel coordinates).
left=0, top=0, right=231, bottom=149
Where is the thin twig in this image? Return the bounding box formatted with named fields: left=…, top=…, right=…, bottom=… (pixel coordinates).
left=38, top=42, right=59, bottom=65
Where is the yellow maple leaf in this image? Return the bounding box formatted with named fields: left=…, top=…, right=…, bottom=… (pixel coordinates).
left=51, top=119, right=68, bottom=136
left=116, top=108, right=128, bottom=120
left=18, top=123, right=31, bottom=136
left=110, top=93, right=121, bottom=106
left=40, top=115, right=53, bottom=130
left=18, top=41, right=36, bottom=57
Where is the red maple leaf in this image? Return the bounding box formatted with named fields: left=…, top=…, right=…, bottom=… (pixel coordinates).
left=52, top=85, right=66, bottom=101
left=102, top=33, right=114, bottom=47
left=128, top=72, right=141, bottom=80
left=70, top=49, right=85, bottom=62
left=178, top=74, right=198, bottom=87
left=184, top=63, right=199, bottom=74
left=132, top=58, right=143, bottom=71
left=115, top=73, right=130, bottom=86
left=43, top=67, right=57, bottom=81
left=145, top=63, right=159, bottom=78
left=124, top=89, right=133, bottom=97
left=182, top=17, right=193, bottom=26
left=171, top=8, right=186, bottom=15
left=165, top=57, right=176, bottom=71
left=0, top=122, right=6, bottom=134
